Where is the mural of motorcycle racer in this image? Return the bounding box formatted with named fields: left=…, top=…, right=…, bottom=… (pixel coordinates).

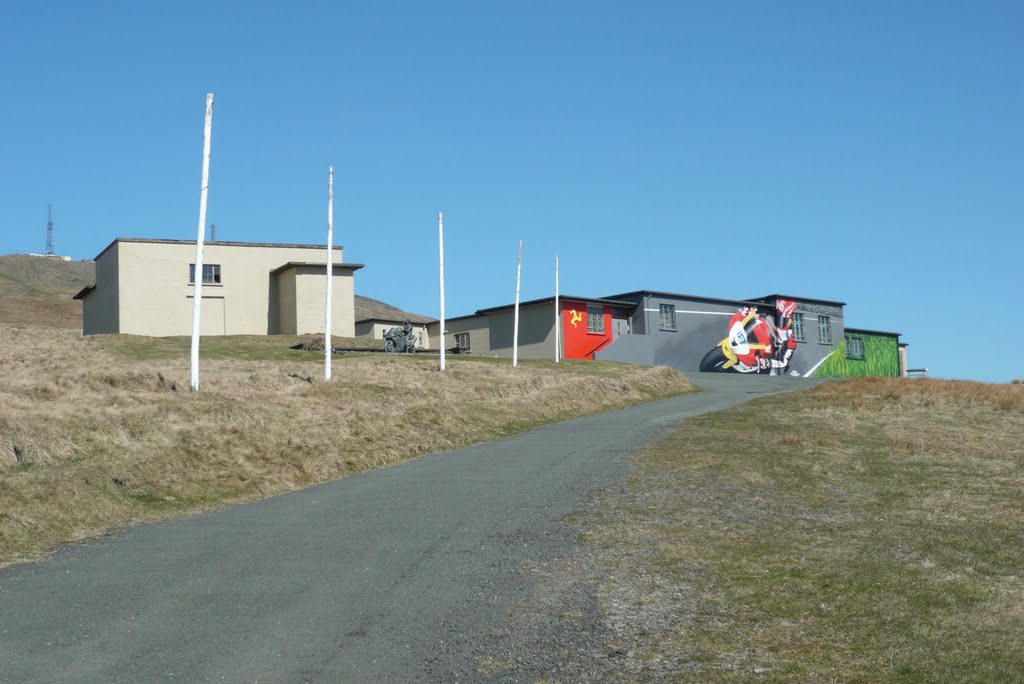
left=699, top=299, right=799, bottom=375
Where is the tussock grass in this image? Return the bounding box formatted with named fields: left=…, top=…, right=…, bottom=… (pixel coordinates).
left=0, top=325, right=692, bottom=567
left=579, top=376, right=1024, bottom=682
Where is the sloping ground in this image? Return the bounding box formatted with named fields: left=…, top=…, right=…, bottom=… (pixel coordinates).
left=0, top=325, right=693, bottom=567
left=0, top=255, right=95, bottom=328
left=355, top=294, right=435, bottom=324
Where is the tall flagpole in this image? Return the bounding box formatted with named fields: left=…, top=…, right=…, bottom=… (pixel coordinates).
left=438, top=212, right=446, bottom=372
left=513, top=240, right=523, bottom=368
left=324, top=166, right=334, bottom=380
left=555, top=253, right=560, bottom=363
left=190, top=92, right=214, bottom=392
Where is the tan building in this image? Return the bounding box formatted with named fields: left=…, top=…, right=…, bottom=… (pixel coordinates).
left=74, top=238, right=363, bottom=336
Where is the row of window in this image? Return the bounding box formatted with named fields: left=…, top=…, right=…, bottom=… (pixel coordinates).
left=790, top=313, right=833, bottom=345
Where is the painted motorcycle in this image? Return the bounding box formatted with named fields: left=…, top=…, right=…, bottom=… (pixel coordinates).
left=699, top=302, right=798, bottom=375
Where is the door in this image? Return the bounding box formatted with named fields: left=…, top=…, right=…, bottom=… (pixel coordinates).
left=612, top=317, right=629, bottom=339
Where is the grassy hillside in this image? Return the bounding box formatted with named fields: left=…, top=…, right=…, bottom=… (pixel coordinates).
left=0, top=325, right=693, bottom=567
left=560, top=377, right=1024, bottom=682
left=0, top=254, right=94, bottom=328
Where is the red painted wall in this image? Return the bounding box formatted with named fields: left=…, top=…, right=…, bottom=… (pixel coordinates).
left=561, top=300, right=613, bottom=359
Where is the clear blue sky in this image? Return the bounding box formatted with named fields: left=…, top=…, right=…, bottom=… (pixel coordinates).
left=2, top=2, right=1020, bottom=382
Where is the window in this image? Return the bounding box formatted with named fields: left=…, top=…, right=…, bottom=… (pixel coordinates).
left=845, top=336, right=865, bottom=360
left=792, top=313, right=806, bottom=343
left=587, top=306, right=605, bottom=334
left=454, top=332, right=470, bottom=352
left=818, top=315, right=832, bottom=345
left=659, top=303, right=677, bottom=331
left=189, top=263, right=222, bottom=285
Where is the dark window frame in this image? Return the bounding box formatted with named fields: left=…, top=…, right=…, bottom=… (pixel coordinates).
left=818, top=315, right=833, bottom=345
left=845, top=335, right=865, bottom=360
left=586, top=305, right=605, bottom=334
left=189, top=263, right=222, bottom=285
left=792, top=312, right=806, bottom=343
left=659, top=303, right=677, bottom=331
left=454, top=332, right=471, bottom=352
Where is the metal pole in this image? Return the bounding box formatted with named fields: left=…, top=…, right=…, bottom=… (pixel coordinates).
left=324, top=166, right=334, bottom=380
left=513, top=240, right=522, bottom=368
left=555, top=253, right=560, bottom=363
left=190, top=92, right=213, bottom=392
left=438, top=212, right=446, bottom=372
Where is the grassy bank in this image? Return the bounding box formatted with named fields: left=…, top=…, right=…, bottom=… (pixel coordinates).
left=577, top=377, right=1024, bottom=682
left=0, top=325, right=693, bottom=568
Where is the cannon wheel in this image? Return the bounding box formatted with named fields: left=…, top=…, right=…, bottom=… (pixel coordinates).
left=385, top=339, right=396, bottom=353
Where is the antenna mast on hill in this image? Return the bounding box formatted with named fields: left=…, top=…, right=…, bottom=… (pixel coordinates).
left=45, top=205, right=55, bottom=256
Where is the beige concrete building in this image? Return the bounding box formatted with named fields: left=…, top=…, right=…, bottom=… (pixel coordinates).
left=74, top=238, right=363, bottom=336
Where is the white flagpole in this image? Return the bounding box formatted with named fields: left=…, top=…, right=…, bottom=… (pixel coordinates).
left=513, top=240, right=523, bottom=368
left=555, top=253, right=560, bottom=363
left=438, top=212, right=446, bottom=372
left=190, top=92, right=214, bottom=392
left=324, top=166, right=334, bottom=380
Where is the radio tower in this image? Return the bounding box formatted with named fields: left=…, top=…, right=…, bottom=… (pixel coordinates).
left=45, top=204, right=55, bottom=256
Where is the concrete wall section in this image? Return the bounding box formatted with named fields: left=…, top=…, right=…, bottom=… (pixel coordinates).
left=82, top=245, right=120, bottom=335
left=432, top=316, right=491, bottom=355
left=488, top=303, right=559, bottom=359
left=286, top=265, right=357, bottom=337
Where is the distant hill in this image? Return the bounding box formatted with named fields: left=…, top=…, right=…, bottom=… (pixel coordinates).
left=0, top=254, right=432, bottom=331
left=0, top=255, right=94, bottom=328
left=354, top=295, right=435, bottom=324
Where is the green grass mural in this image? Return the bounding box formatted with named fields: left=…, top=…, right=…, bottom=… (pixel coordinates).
left=815, top=331, right=899, bottom=378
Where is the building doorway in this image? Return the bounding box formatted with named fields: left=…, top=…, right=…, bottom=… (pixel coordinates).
left=612, top=317, right=630, bottom=339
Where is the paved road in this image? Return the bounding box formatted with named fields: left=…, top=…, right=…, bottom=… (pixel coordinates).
left=0, top=374, right=809, bottom=683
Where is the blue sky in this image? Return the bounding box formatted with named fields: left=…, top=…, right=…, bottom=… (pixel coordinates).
left=2, top=2, right=1020, bottom=382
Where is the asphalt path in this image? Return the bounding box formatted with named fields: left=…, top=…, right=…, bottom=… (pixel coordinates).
left=0, top=374, right=810, bottom=682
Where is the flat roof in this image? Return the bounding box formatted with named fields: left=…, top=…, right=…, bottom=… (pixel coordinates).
left=749, top=293, right=847, bottom=307
left=72, top=285, right=95, bottom=300
left=475, top=294, right=636, bottom=315
left=844, top=327, right=902, bottom=337
left=605, top=289, right=765, bottom=309
left=269, top=261, right=364, bottom=275
left=93, top=237, right=346, bottom=262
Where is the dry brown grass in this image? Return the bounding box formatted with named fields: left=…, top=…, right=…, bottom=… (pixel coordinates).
left=0, top=324, right=692, bottom=567
left=0, top=254, right=94, bottom=328
left=570, top=376, right=1024, bottom=682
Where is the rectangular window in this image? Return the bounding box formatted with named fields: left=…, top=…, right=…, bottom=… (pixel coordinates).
left=845, top=336, right=865, bottom=360
left=586, top=306, right=605, bottom=334
left=659, top=303, right=676, bottom=331
left=792, top=312, right=806, bottom=343
left=454, top=332, right=470, bottom=352
left=189, top=263, right=222, bottom=285
left=818, top=315, right=832, bottom=345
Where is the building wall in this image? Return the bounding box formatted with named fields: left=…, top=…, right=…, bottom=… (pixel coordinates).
left=596, top=294, right=845, bottom=378
left=275, top=268, right=298, bottom=334
left=286, top=265, right=356, bottom=337
left=559, top=299, right=613, bottom=360
left=82, top=246, right=119, bottom=335
left=83, top=240, right=354, bottom=337
left=816, top=330, right=900, bottom=378
left=429, top=316, right=491, bottom=354
left=488, top=303, right=560, bottom=359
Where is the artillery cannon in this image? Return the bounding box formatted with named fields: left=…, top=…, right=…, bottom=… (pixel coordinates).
left=383, top=320, right=417, bottom=354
